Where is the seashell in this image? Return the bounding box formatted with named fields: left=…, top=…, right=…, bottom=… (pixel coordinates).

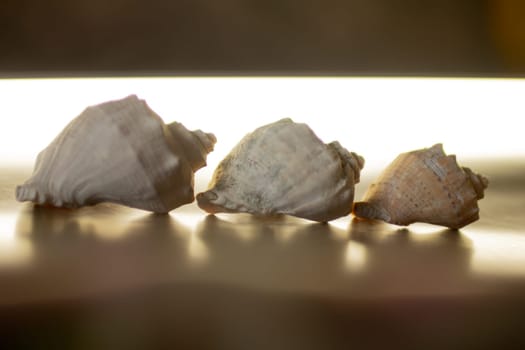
left=353, top=144, right=488, bottom=229
left=196, top=118, right=364, bottom=222
left=16, top=95, right=216, bottom=213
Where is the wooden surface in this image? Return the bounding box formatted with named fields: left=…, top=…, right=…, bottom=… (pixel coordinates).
left=1, top=162, right=525, bottom=349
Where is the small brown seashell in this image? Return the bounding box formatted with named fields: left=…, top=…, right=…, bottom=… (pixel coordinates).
left=353, top=144, right=488, bottom=229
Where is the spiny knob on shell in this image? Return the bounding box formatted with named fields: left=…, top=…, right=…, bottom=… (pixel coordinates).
left=463, top=166, right=489, bottom=199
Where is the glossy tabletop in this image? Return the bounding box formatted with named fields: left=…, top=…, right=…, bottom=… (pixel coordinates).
left=1, top=160, right=525, bottom=349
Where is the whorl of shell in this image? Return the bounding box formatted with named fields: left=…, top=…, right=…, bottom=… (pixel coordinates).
left=15, top=95, right=216, bottom=213
left=353, top=144, right=488, bottom=229
left=196, top=118, right=364, bottom=222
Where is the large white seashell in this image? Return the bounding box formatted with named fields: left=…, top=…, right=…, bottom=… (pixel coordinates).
left=196, top=118, right=364, bottom=222
left=353, top=144, right=488, bottom=229
left=16, top=95, right=216, bottom=213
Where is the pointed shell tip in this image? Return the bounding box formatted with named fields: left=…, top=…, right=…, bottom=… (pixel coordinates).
left=196, top=191, right=221, bottom=213
left=353, top=202, right=392, bottom=222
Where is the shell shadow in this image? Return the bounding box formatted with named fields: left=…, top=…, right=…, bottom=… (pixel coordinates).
left=125, top=213, right=190, bottom=244
left=15, top=204, right=99, bottom=249
left=195, top=215, right=349, bottom=289
left=195, top=215, right=282, bottom=263
left=275, top=222, right=349, bottom=289
left=15, top=204, right=191, bottom=270
left=347, top=218, right=474, bottom=289
left=11, top=204, right=195, bottom=305
left=347, top=217, right=397, bottom=245
left=114, top=213, right=193, bottom=273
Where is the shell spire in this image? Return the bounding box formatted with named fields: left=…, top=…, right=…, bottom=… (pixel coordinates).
left=353, top=144, right=488, bottom=229
left=463, top=166, right=488, bottom=199
left=167, top=122, right=217, bottom=171
left=196, top=118, right=364, bottom=222
left=16, top=95, right=216, bottom=213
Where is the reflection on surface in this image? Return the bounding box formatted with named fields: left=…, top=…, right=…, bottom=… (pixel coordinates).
left=4, top=205, right=195, bottom=304
left=345, top=241, right=368, bottom=272
left=195, top=216, right=351, bottom=293
left=464, top=228, right=525, bottom=276
left=350, top=219, right=473, bottom=296
left=0, top=165, right=524, bottom=305
left=188, top=230, right=209, bottom=264
left=0, top=212, right=32, bottom=266
left=2, top=207, right=525, bottom=350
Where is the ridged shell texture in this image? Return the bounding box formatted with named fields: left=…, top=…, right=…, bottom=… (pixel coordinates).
left=353, top=144, right=488, bottom=229
left=197, top=118, right=364, bottom=222
left=16, top=95, right=216, bottom=213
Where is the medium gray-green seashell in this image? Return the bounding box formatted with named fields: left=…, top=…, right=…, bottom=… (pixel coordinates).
left=197, top=118, right=364, bottom=222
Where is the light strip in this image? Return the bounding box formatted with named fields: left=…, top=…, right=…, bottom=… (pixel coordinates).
left=1, top=77, right=524, bottom=174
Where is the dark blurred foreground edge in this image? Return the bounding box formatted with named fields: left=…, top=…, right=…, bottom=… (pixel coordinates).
left=1, top=282, right=525, bottom=350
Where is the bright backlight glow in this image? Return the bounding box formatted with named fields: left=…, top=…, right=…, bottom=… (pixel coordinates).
left=1, top=77, right=524, bottom=178
left=463, top=228, right=525, bottom=277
